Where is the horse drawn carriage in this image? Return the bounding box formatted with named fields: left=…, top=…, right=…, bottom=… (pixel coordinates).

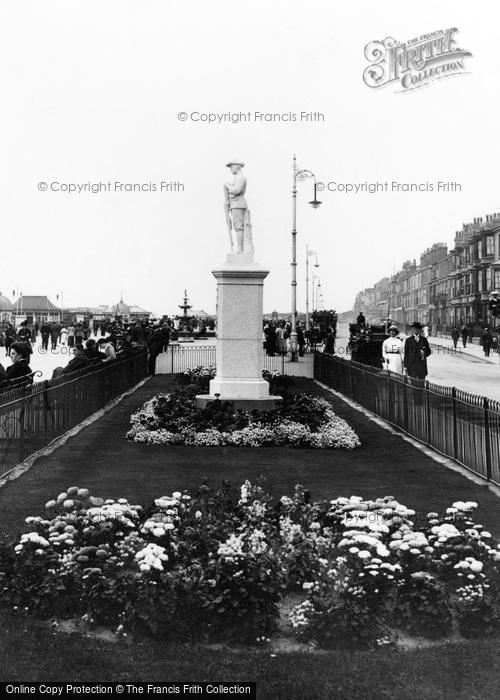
left=348, top=323, right=389, bottom=368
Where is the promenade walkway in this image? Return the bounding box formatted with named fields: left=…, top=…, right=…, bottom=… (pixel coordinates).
left=0, top=375, right=499, bottom=542
left=428, top=334, right=499, bottom=365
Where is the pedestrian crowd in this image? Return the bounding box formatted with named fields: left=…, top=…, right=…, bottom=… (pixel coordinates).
left=0, top=318, right=176, bottom=392
left=263, top=319, right=335, bottom=357
left=449, top=324, right=497, bottom=358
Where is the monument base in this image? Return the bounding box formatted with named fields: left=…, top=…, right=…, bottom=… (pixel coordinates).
left=195, top=394, right=282, bottom=412
left=196, top=376, right=282, bottom=411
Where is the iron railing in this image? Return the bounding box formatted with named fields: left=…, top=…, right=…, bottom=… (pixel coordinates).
left=0, top=350, right=147, bottom=478
left=155, top=344, right=314, bottom=378
left=314, top=353, right=500, bottom=486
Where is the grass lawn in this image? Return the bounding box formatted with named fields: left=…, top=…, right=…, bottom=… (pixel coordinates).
left=1, top=611, right=500, bottom=699
left=1, top=375, right=499, bottom=695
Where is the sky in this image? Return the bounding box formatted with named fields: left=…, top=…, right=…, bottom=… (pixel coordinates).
left=0, top=1, right=498, bottom=316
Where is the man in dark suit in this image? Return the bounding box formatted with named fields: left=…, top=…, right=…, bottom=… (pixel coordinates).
left=404, top=322, right=432, bottom=379
left=147, top=322, right=170, bottom=375
left=61, top=344, right=91, bottom=374
left=480, top=327, right=493, bottom=357
left=40, top=321, right=51, bottom=351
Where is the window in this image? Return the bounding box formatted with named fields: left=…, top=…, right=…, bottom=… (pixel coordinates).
left=486, top=268, right=492, bottom=290
left=494, top=269, right=500, bottom=290
left=486, top=236, right=494, bottom=255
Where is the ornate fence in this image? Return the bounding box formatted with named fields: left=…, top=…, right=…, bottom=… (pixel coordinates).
left=0, top=351, right=147, bottom=478
left=156, top=344, right=314, bottom=377
left=314, top=353, right=500, bottom=487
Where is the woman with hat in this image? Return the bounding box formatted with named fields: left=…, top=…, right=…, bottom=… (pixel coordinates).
left=382, top=325, right=404, bottom=373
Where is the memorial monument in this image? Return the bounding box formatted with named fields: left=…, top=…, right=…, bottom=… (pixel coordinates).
left=196, top=160, right=280, bottom=410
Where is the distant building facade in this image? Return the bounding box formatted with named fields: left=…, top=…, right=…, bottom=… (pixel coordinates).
left=66, top=299, right=152, bottom=323
left=13, top=295, right=61, bottom=324
left=0, top=292, right=13, bottom=323
left=353, top=211, right=500, bottom=335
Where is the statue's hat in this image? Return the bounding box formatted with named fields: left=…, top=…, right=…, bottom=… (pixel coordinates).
left=226, top=159, right=245, bottom=168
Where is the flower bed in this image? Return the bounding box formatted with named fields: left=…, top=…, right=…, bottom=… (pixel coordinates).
left=177, top=365, right=294, bottom=396
left=1, top=483, right=500, bottom=648
left=126, top=389, right=361, bottom=449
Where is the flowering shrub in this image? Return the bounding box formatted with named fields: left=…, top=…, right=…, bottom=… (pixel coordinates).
left=127, top=390, right=361, bottom=450
left=1, top=485, right=499, bottom=648
left=176, top=366, right=217, bottom=393
left=289, top=497, right=500, bottom=647
left=0, top=482, right=285, bottom=643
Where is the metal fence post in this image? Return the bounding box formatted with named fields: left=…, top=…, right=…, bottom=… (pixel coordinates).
left=452, top=387, right=458, bottom=460
left=484, top=396, right=492, bottom=481
left=425, top=380, right=432, bottom=445
left=403, top=374, right=409, bottom=433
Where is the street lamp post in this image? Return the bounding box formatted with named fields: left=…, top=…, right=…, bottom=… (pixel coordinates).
left=57, top=291, right=64, bottom=323
left=305, top=246, right=318, bottom=331
left=317, top=279, right=323, bottom=310
left=12, top=287, right=22, bottom=319
left=291, top=155, right=321, bottom=361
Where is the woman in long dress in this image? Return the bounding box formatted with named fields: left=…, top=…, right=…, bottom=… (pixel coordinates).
left=382, top=325, right=404, bottom=373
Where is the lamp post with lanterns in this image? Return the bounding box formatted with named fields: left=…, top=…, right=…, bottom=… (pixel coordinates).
left=305, top=246, right=319, bottom=330
left=291, top=155, right=321, bottom=360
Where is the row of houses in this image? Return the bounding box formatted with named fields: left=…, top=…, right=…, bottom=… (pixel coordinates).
left=354, top=212, right=500, bottom=335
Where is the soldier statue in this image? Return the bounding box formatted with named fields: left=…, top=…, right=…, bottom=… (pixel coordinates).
left=224, top=159, right=254, bottom=255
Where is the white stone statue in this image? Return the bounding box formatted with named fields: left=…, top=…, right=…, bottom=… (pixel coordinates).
left=224, top=159, right=253, bottom=255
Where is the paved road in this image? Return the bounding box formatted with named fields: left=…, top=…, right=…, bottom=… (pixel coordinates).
left=334, top=321, right=500, bottom=403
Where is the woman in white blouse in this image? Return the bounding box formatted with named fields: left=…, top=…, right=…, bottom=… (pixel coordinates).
left=382, top=325, right=404, bottom=373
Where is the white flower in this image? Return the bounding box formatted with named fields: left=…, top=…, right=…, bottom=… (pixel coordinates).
left=135, top=543, right=168, bottom=571
left=431, top=523, right=461, bottom=540
left=195, top=511, right=202, bottom=520
left=357, top=550, right=371, bottom=559
left=452, top=501, right=477, bottom=512
left=217, top=533, right=245, bottom=560
left=469, top=560, right=483, bottom=573
left=18, top=532, right=50, bottom=548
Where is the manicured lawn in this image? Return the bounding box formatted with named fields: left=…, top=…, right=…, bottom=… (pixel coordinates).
left=0, top=376, right=498, bottom=542
left=1, top=375, right=499, bottom=695
left=1, top=612, right=500, bottom=698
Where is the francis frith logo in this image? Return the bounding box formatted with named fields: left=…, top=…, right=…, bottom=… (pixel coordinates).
left=363, top=28, right=472, bottom=92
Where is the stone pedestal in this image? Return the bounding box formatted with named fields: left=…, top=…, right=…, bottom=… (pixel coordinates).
left=196, top=256, right=281, bottom=410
